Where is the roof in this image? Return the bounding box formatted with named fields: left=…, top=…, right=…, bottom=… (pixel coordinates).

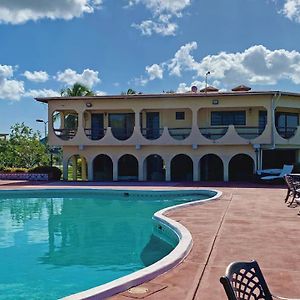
left=35, top=90, right=300, bottom=103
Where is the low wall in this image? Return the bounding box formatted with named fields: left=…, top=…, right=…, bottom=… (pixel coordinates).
left=0, top=173, right=48, bottom=181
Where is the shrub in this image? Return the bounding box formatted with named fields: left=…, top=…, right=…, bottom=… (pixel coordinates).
left=2, top=167, right=28, bottom=173
left=28, top=166, right=62, bottom=180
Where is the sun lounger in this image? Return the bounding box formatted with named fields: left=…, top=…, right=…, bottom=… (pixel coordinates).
left=284, top=174, right=300, bottom=205
left=260, top=164, right=293, bottom=181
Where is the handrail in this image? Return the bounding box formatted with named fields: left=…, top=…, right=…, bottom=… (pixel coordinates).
left=111, top=128, right=134, bottom=140
left=141, top=128, right=164, bottom=140
left=84, top=128, right=107, bottom=140
left=53, top=128, right=77, bottom=140
left=275, top=126, right=297, bottom=139
left=168, top=127, right=192, bottom=140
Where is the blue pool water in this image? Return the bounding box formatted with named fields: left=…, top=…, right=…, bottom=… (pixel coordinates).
left=0, top=189, right=215, bottom=299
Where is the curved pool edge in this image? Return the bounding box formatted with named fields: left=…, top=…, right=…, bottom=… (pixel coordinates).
left=61, top=188, right=222, bottom=300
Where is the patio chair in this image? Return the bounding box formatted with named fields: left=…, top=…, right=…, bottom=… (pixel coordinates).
left=260, top=165, right=294, bottom=182
left=284, top=175, right=300, bottom=205
left=220, top=260, right=300, bottom=300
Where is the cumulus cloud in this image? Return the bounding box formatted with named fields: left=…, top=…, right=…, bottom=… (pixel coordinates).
left=282, top=0, right=300, bottom=22
left=0, top=64, right=24, bottom=101
left=0, top=0, right=102, bottom=24
left=23, top=70, right=49, bottom=83
left=129, top=0, right=190, bottom=36
left=56, top=68, right=101, bottom=88
left=25, top=89, right=60, bottom=98
left=146, top=63, right=163, bottom=80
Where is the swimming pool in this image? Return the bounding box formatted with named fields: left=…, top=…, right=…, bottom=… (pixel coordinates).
left=0, top=189, right=219, bottom=299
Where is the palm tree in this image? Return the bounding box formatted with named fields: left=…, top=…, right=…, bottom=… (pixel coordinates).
left=60, top=83, right=95, bottom=97
left=121, top=88, right=137, bottom=95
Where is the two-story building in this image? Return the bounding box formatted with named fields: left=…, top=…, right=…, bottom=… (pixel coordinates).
left=36, top=85, right=300, bottom=182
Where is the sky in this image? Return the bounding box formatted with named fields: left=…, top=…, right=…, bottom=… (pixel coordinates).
left=1, top=0, right=300, bottom=134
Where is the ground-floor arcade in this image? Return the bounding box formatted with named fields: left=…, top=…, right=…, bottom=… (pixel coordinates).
left=63, top=145, right=270, bottom=182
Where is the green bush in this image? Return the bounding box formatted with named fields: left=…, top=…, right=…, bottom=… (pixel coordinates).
left=2, top=167, right=28, bottom=173
left=28, top=166, right=62, bottom=180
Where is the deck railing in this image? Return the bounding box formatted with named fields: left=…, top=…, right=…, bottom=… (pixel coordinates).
left=141, top=128, right=164, bottom=140
left=168, top=128, right=192, bottom=140
left=199, top=127, right=228, bottom=140
left=276, top=126, right=298, bottom=139
left=84, top=128, right=107, bottom=140
left=53, top=128, right=77, bottom=140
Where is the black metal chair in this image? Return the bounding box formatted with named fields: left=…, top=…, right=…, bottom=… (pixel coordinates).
left=220, top=260, right=299, bottom=300
left=284, top=175, right=300, bottom=206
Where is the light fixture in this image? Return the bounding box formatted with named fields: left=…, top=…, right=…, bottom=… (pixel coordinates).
left=212, top=99, right=219, bottom=105
left=86, top=102, right=92, bottom=108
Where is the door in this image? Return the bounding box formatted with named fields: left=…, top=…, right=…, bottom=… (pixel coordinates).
left=146, top=112, right=160, bottom=139
left=91, top=113, right=104, bottom=140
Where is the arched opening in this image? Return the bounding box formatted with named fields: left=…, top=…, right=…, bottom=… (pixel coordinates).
left=67, top=155, right=88, bottom=181
left=53, top=110, right=78, bottom=140
left=145, top=155, right=165, bottom=181
left=171, top=154, right=193, bottom=181
left=229, top=154, right=254, bottom=181
left=118, top=154, right=138, bottom=181
left=200, top=154, right=224, bottom=181
left=93, top=154, right=113, bottom=181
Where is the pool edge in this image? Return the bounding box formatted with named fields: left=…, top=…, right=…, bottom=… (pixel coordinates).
left=61, top=188, right=222, bottom=300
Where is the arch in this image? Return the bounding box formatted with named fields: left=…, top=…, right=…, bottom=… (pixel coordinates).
left=53, top=110, right=78, bottom=141
left=200, top=154, right=224, bottom=181
left=67, top=154, right=88, bottom=181
left=229, top=154, right=254, bottom=181
left=118, top=154, right=138, bottom=181
left=93, top=154, right=113, bottom=181
left=171, top=154, right=193, bottom=181
left=144, top=154, right=165, bottom=181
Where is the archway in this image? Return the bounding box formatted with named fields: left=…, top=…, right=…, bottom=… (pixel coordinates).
left=200, top=154, right=224, bottom=181
left=229, top=154, right=254, bottom=181
left=171, top=154, right=193, bottom=181
left=118, top=154, right=138, bottom=181
left=67, top=155, right=88, bottom=181
left=145, top=155, right=165, bottom=181
left=93, top=154, right=113, bottom=181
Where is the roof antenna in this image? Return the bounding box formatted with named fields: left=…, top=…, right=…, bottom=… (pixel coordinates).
left=205, top=71, right=211, bottom=93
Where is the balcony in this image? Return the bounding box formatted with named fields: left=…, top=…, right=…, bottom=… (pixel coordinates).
left=84, top=128, right=106, bottom=140
left=141, top=128, right=164, bottom=140
left=235, top=126, right=265, bottom=139
left=111, top=128, right=134, bottom=140
left=168, top=128, right=192, bottom=140
left=276, top=126, right=297, bottom=139
left=199, top=127, right=228, bottom=140
left=53, top=128, right=77, bottom=141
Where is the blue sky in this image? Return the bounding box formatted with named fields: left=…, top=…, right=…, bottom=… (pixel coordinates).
left=1, top=0, right=300, bottom=133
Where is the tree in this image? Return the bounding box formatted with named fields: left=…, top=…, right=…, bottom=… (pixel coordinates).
left=121, top=88, right=137, bottom=95
left=0, top=123, right=49, bottom=169
left=60, top=82, right=95, bottom=97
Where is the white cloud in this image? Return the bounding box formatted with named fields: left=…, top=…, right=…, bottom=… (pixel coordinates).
left=25, top=89, right=60, bottom=98
left=95, top=90, right=107, bottom=96
left=0, top=0, right=102, bottom=24
left=0, top=64, right=24, bottom=101
left=146, top=63, right=163, bottom=80
left=56, top=68, right=101, bottom=88
left=282, top=0, right=300, bottom=22
left=23, top=71, right=49, bottom=83
left=129, top=0, right=190, bottom=36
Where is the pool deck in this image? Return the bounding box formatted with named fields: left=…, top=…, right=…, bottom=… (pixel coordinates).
left=1, top=180, right=300, bottom=299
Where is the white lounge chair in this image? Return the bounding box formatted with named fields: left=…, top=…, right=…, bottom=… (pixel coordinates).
left=260, top=164, right=294, bottom=181
left=256, top=168, right=282, bottom=176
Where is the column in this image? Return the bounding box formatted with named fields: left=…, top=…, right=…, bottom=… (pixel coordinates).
left=223, top=159, right=229, bottom=182
left=193, top=158, right=199, bottom=181
left=165, top=159, right=171, bottom=181
left=113, top=158, right=118, bottom=181
left=134, top=109, right=141, bottom=129
left=138, top=158, right=144, bottom=181
left=192, top=108, right=198, bottom=129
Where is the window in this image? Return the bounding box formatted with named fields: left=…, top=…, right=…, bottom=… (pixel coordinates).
left=275, top=112, right=299, bottom=138
left=259, top=111, right=267, bottom=133
left=211, top=111, right=246, bottom=126
left=176, top=112, right=185, bottom=120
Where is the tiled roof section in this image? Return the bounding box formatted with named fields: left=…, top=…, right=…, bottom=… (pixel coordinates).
left=35, top=90, right=300, bottom=103
left=232, top=85, right=252, bottom=92
left=199, top=86, right=219, bottom=92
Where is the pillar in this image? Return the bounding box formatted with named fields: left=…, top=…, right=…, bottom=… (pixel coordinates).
left=113, top=158, right=118, bottom=181
left=223, top=159, right=229, bottom=182
left=193, top=158, right=199, bottom=181
left=88, top=159, right=94, bottom=181
left=138, top=158, right=144, bottom=181
left=165, top=159, right=171, bottom=181
left=63, top=158, right=68, bottom=181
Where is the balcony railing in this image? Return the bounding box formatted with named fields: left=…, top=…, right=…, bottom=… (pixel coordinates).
left=141, top=128, right=164, bottom=140
left=111, top=128, right=134, bottom=140
left=235, top=126, right=265, bottom=139
left=168, top=128, right=192, bottom=140
left=199, top=127, right=228, bottom=140
left=54, top=128, right=77, bottom=140
left=84, top=128, right=106, bottom=140
left=276, top=126, right=298, bottom=139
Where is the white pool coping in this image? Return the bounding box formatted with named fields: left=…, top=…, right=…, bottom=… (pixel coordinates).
left=61, top=188, right=222, bottom=300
